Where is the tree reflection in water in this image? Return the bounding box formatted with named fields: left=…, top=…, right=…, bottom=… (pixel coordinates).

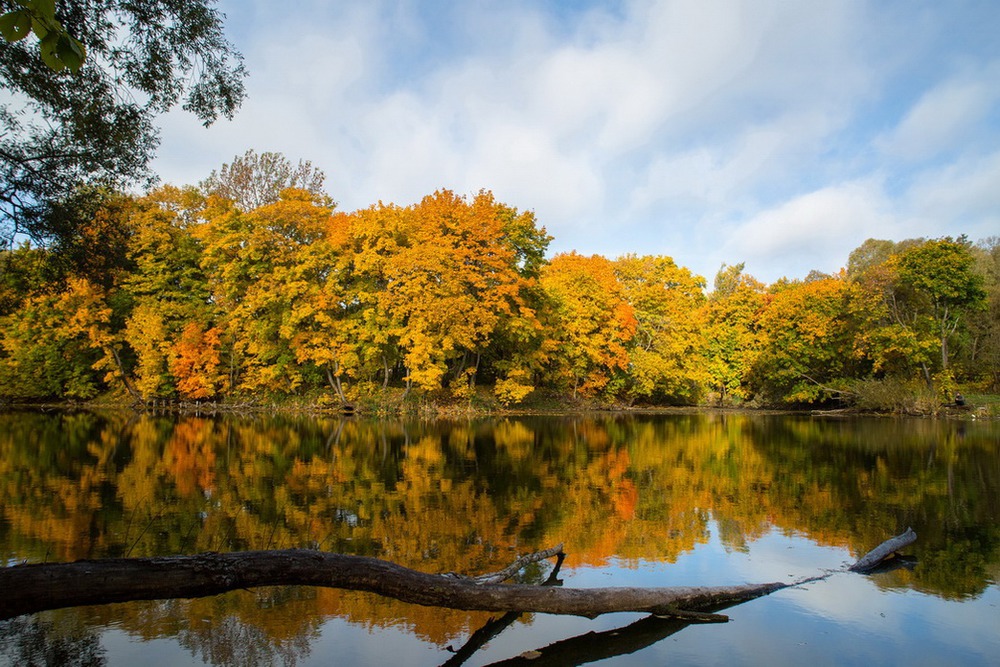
left=0, top=410, right=997, bottom=664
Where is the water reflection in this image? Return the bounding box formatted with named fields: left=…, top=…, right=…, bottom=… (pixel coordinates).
left=0, top=411, right=997, bottom=665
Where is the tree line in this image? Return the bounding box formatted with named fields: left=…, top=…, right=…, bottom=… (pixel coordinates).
left=0, top=151, right=996, bottom=410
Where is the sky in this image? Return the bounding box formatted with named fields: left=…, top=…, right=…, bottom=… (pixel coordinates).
left=152, top=0, right=1000, bottom=285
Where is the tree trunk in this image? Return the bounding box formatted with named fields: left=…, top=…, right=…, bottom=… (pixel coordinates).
left=105, top=345, right=144, bottom=403
left=325, top=364, right=348, bottom=405
left=0, top=548, right=786, bottom=622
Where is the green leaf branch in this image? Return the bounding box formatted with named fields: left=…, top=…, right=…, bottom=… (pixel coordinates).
left=1, top=0, right=87, bottom=72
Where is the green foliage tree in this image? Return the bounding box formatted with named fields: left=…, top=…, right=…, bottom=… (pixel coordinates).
left=966, top=237, right=1000, bottom=389
left=846, top=242, right=936, bottom=380
left=894, top=237, right=986, bottom=373
left=0, top=241, right=55, bottom=316
left=846, top=238, right=903, bottom=280
left=1, top=0, right=86, bottom=71
left=1, top=0, right=246, bottom=247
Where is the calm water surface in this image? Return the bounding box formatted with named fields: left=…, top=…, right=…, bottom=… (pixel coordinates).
left=0, top=411, right=997, bottom=666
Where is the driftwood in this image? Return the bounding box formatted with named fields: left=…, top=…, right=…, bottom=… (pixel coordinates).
left=848, top=527, right=917, bottom=573
left=0, top=546, right=787, bottom=622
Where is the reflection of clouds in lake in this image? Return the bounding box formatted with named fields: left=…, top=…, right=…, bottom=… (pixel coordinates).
left=558, top=521, right=1000, bottom=666
left=893, top=586, right=1000, bottom=659
left=721, top=525, right=1000, bottom=665
left=97, top=628, right=202, bottom=666
left=311, top=616, right=444, bottom=667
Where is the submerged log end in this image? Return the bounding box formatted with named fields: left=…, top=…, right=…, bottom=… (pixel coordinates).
left=849, top=527, right=917, bottom=573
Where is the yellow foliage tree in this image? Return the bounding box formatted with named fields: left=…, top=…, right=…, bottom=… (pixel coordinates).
left=614, top=254, right=707, bottom=404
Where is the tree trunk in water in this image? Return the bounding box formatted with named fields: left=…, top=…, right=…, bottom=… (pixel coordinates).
left=0, top=548, right=786, bottom=622
left=848, top=528, right=917, bottom=573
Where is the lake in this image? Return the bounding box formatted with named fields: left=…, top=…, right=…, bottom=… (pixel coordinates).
left=0, top=410, right=998, bottom=666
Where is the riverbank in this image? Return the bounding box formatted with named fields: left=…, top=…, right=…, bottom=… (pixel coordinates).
left=6, top=385, right=999, bottom=420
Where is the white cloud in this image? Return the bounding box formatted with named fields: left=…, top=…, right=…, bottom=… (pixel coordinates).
left=901, top=149, right=1000, bottom=240
left=878, top=69, right=1000, bottom=162
left=149, top=0, right=1000, bottom=283
left=720, top=179, right=895, bottom=280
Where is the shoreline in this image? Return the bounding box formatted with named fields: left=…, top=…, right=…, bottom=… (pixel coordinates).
left=3, top=395, right=994, bottom=421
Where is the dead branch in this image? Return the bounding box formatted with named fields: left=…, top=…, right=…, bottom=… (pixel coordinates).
left=463, top=544, right=565, bottom=585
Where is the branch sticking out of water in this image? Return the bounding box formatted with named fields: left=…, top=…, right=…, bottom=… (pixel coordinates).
left=848, top=528, right=917, bottom=573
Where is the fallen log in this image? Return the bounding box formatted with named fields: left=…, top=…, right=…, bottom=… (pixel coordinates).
left=848, top=527, right=917, bottom=573
left=0, top=547, right=786, bottom=622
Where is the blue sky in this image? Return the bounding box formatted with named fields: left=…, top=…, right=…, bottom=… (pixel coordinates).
left=152, top=0, right=1000, bottom=284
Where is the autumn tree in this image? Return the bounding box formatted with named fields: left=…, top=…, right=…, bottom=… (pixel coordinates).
left=702, top=264, right=767, bottom=403
left=117, top=186, right=217, bottom=399
left=198, top=188, right=333, bottom=395
left=539, top=252, right=636, bottom=399
left=275, top=207, right=358, bottom=405
left=337, top=190, right=547, bottom=399
left=392, top=190, right=541, bottom=395
left=0, top=276, right=112, bottom=398
left=751, top=275, right=856, bottom=404
left=331, top=202, right=409, bottom=392
left=478, top=198, right=551, bottom=405
left=613, top=254, right=706, bottom=404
